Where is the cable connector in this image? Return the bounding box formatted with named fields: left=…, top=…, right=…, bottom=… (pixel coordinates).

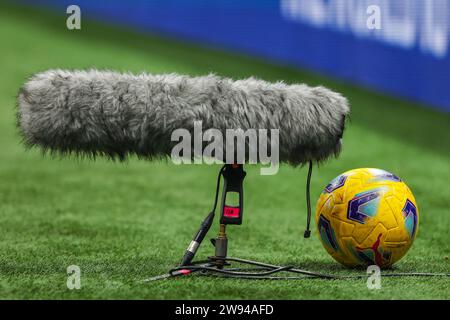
left=179, top=211, right=215, bottom=266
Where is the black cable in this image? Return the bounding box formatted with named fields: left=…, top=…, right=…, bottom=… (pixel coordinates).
left=213, top=256, right=336, bottom=278
left=171, top=265, right=294, bottom=277
left=167, top=257, right=450, bottom=281
left=304, top=160, right=313, bottom=238
left=171, top=256, right=337, bottom=279
left=198, top=272, right=450, bottom=280
left=211, top=164, right=227, bottom=213
left=179, top=165, right=227, bottom=266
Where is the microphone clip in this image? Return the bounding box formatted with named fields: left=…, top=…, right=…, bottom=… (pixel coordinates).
left=219, top=164, right=246, bottom=225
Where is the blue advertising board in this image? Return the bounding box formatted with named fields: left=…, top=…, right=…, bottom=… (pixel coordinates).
left=21, top=0, right=450, bottom=112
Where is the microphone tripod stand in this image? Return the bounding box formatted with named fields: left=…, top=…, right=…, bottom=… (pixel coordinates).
left=145, top=164, right=334, bottom=281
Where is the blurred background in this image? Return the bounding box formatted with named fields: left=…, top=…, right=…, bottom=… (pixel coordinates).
left=14, top=0, right=450, bottom=112
left=0, top=0, right=449, bottom=299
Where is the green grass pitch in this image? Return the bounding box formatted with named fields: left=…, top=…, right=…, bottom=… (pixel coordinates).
left=0, top=3, right=449, bottom=299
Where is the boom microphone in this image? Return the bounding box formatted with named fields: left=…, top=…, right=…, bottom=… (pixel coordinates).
left=17, top=69, right=349, bottom=165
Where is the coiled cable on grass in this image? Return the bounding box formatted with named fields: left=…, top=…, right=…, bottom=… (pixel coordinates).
left=167, top=257, right=450, bottom=281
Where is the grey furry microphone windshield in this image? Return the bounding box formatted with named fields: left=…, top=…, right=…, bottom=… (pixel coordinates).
left=17, top=69, right=349, bottom=165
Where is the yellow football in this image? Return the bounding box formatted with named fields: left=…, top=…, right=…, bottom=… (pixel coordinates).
left=315, top=168, right=419, bottom=268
